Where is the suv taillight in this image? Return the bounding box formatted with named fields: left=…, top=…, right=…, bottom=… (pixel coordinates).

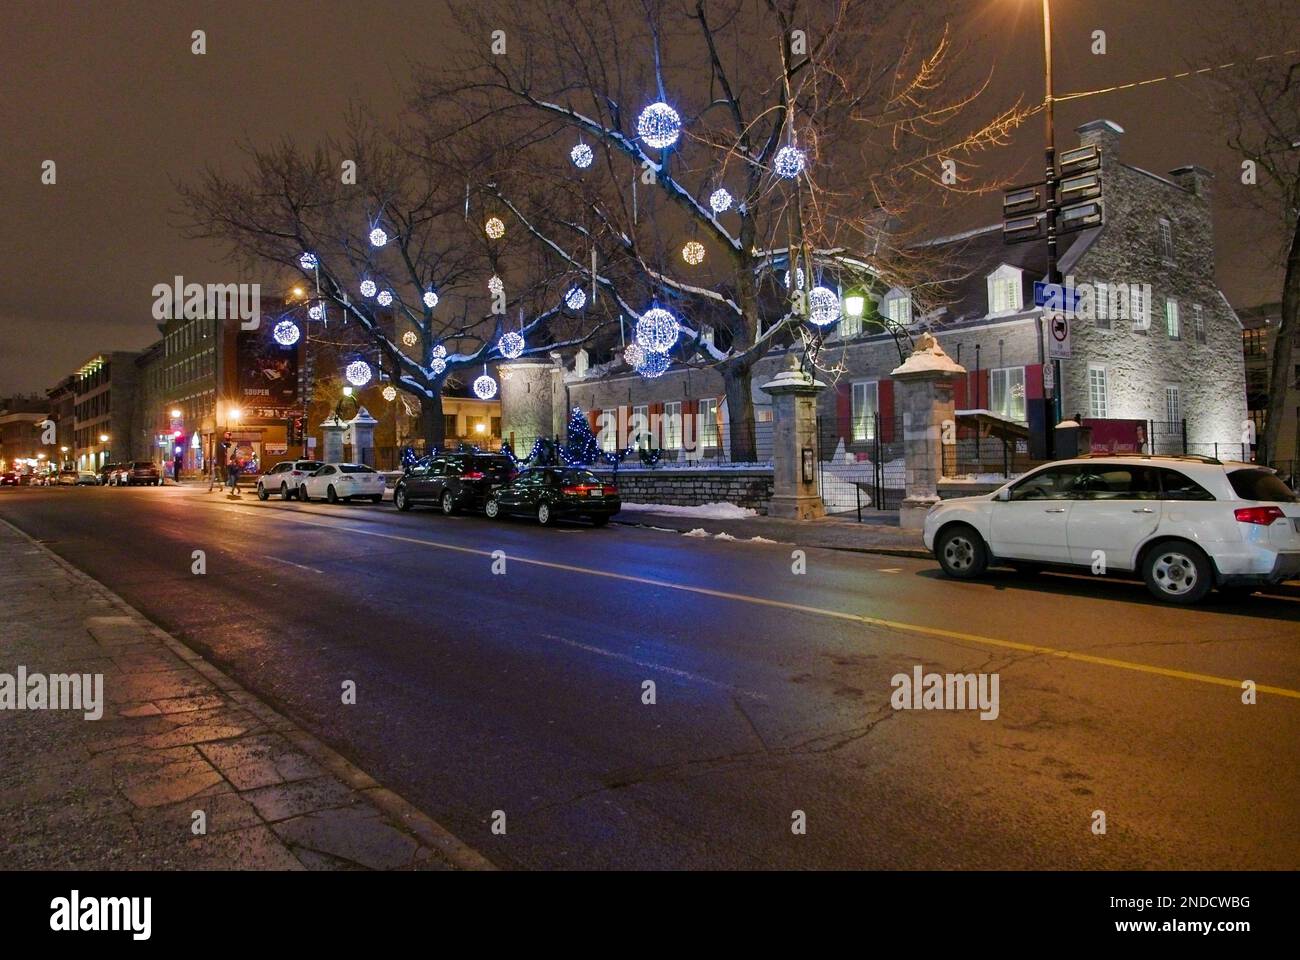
left=461, top=471, right=485, bottom=480
left=1234, top=506, right=1284, bottom=525
left=561, top=485, right=588, bottom=496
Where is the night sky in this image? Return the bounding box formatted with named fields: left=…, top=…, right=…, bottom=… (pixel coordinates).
left=0, top=0, right=1289, bottom=395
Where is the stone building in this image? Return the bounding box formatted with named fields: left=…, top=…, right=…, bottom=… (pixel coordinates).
left=517, top=120, right=1248, bottom=466
left=71, top=352, right=140, bottom=471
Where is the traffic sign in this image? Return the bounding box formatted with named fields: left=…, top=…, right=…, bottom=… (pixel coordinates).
left=1048, top=313, right=1072, bottom=360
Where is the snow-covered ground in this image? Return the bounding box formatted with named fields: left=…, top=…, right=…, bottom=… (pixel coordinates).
left=620, top=501, right=758, bottom=519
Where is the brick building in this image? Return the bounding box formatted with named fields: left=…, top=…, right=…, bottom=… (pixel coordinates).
left=548, top=120, right=1248, bottom=465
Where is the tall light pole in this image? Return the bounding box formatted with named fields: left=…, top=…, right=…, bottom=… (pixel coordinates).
left=1040, top=0, right=1060, bottom=447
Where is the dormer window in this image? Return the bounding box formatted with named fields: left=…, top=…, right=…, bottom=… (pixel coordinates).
left=986, top=264, right=1023, bottom=315
left=882, top=288, right=912, bottom=326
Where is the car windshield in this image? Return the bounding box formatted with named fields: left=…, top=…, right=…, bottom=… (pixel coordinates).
left=468, top=457, right=513, bottom=479
left=339, top=465, right=375, bottom=474
left=296, top=461, right=323, bottom=471
left=559, top=469, right=603, bottom=486
left=1228, top=469, right=1298, bottom=503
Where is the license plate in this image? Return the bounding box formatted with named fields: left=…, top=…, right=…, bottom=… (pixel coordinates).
left=588, top=489, right=602, bottom=497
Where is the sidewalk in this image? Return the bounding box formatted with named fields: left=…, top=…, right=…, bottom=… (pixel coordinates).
left=613, top=506, right=929, bottom=558
left=0, top=518, right=492, bottom=871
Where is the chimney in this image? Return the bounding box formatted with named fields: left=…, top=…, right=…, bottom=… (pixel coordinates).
left=1075, top=119, right=1124, bottom=159
left=1169, top=164, right=1214, bottom=200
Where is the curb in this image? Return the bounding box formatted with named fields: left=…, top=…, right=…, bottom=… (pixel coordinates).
left=0, top=515, right=496, bottom=872
left=611, top=517, right=931, bottom=561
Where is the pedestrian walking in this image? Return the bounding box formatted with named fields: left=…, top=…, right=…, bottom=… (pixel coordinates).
left=226, top=457, right=242, bottom=496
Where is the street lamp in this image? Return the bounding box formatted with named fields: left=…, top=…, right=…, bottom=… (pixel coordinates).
left=170, top=408, right=182, bottom=419
left=843, top=287, right=867, bottom=321
left=98, top=434, right=109, bottom=443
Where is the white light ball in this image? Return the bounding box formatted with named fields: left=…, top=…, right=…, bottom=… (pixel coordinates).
left=432, top=344, right=447, bottom=359
left=299, top=252, right=318, bottom=270
left=382, top=385, right=397, bottom=402
left=369, top=227, right=388, bottom=247
left=774, top=145, right=806, bottom=179
left=402, top=331, right=418, bottom=346
left=431, top=357, right=447, bottom=374
left=638, top=351, right=670, bottom=379
left=565, top=286, right=587, bottom=310
left=473, top=373, right=498, bottom=400
left=485, top=217, right=505, bottom=239
left=273, top=320, right=301, bottom=346
left=345, top=360, right=372, bottom=386
left=377, top=290, right=393, bottom=306
left=308, top=304, right=324, bottom=320
left=635, top=307, right=680, bottom=352
left=488, top=275, right=504, bottom=296
left=709, top=188, right=733, bottom=213
left=360, top=279, right=377, bottom=298
left=807, top=285, right=841, bottom=326
left=498, top=331, right=525, bottom=359
left=637, top=101, right=682, bottom=149
left=682, top=241, right=705, bottom=265
left=571, top=143, right=593, bottom=168
left=423, top=290, right=438, bottom=309
left=623, top=342, right=646, bottom=369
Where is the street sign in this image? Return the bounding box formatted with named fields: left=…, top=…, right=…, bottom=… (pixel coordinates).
left=1043, top=358, right=1055, bottom=391
left=1048, top=313, right=1072, bottom=360
left=1034, top=281, right=1082, bottom=312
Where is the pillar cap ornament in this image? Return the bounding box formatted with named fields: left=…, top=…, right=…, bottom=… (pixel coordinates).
left=890, top=332, right=966, bottom=380
left=761, top=353, right=826, bottom=395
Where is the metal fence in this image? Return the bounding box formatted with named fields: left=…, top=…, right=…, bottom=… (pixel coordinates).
left=816, top=413, right=906, bottom=515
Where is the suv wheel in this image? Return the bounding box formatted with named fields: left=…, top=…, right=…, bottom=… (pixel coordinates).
left=441, top=490, right=457, bottom=515
left=485, top=497, right=500, bottom=519
left=537, top=502, right=553, bottom=526
left=257, top=484, right=269, bottom=501
left=327, top=485, right=339, bottom=504
left=280, top=483, right=290, bottom=500
left=394, top=486, right=411, bottom=511
left=1142, top=541, right=1212, bottom=604
left=935, top=524, right=988, bottom=579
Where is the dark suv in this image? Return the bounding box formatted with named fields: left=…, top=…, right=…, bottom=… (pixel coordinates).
left=124, top=461, right=162, bottom=486
left=486, top=467, right=621, bottom=526
left=393, top=452, right=515, bottom=514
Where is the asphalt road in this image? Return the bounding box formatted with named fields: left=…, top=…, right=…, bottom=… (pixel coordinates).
left=3, top=484, right=1298, bottom=869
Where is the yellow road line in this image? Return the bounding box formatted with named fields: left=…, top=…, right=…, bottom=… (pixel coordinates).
left=217, top=499, right=1300, bottom=701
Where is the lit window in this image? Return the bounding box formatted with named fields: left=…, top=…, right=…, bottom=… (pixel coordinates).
left=1088, top=366, right=1108, bottom=418
left=663, top=401, right=682, bottom=449
left=1165, top=299, right=1180, bottom=339
left=989, top=367, right=1027, bottom=422
left=1158, top=218, right=1174, bottom=261
left=699, top=398, right=719, bottom=446
left=1130, top=285, right=1149, bottom=330
left=987, top=266, right=1023, bottom=314
left=851, top=381, right=879, bottom=441
left=1165, top=385, right=1181, bottom=425
left=884, top=290, right=912, bottom=326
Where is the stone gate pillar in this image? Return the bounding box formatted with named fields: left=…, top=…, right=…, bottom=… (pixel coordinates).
left=891, top=334, right=966, bottom=530
left=499, top=358, right=563, bottom=450
left=319, top=413, right=347, bottom=464
left=346, top=406, right=379, bottom=466
left=760, top=357, right=827, bottom=520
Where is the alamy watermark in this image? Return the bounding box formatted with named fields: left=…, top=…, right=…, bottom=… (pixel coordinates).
left=0, top=667, right=103, bottom=720
left=151, top=275, right=260, bottom=330
left=890, top=665, right=999, bottom=720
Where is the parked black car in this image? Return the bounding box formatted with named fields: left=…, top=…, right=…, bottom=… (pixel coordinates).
left=485, top=467, right=620, bottom=526
left=123, top=461, right=162, bottom=486
left=98, top=462, right=125, bottom=486
left=393, top=452, right=516, bottom=514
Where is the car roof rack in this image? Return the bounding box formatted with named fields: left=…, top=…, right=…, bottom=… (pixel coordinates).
left=1074, top=452, right=1222, bottom=465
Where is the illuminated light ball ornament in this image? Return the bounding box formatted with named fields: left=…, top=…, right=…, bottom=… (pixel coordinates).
left=382, top=385, right=397, bottom=402
left=638, top=351, right=670, bottom=379
left=402, top=330, right=418, bottom=347
left=637, top=101, right=681, bottom=149
left=485, top=216, right=505, bottom=239
left=308, top=303, right=324, bottom=320
left=564, top=286, right=587, bottom=311
left=345, top=360, right=373, bottom=387
left=570, top=143, right=593, bottom=168
left=488, top=274, right=504, bottom=297
left=473, top=368, right=498, bottom=400
left=432, top=344, right=447, bottom=359
left=423, top=289, right=439, bottom=309
left=273, top=319, right=301, bottom=346
left=369, top=227, right=388, bottom=248
left=635, top=306, right=680, bottom=352
left=498, top=331, right=525, bottom=359
left=681, top=241, right=705, bottom=265
left=359, top=279, right=377, bottom=298
left=807, top=285, right=841, bottom=327
left=783, top=267, right=806, bottom=290
left=773, top=144, right=806, bottom=179
left=431, top=357, right=447, bottom=375
left=377, top=290, right=394, bottom=306
left=709, top=188, right=733, bottom=214
left=299, top=252, right=318, bottom=270
left=623, top=341, right=646, bottom=369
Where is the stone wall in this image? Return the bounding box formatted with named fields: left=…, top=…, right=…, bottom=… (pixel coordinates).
left=593, top=467, right=775, bottom=512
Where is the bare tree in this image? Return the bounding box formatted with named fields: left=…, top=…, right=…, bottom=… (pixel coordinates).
left=416, top=0, right=1030, bottom=459
left=179, top=116, right=611, bottom=447
left=1211, top=0, right=1300, bottom=465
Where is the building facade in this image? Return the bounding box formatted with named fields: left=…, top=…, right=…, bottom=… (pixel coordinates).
left=0, top=396, right=52, bottom=475
left=71, top=352, right=140, bottom=470
left=545, top=120, right=1248, bottom=466
left=1239, top=302, right=1298, bottom=471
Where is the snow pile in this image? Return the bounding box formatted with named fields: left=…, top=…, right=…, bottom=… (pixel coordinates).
left=620, top=501, right=758, bottom=519
left=749, top=536, right=778, bottom=543
left=682, top=528, right=710, bottom=538
left=713, top=532, right=737, bottom=541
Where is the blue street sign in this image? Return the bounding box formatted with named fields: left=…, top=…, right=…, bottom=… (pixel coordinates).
left=1033, top=281, right=1082, bottom=312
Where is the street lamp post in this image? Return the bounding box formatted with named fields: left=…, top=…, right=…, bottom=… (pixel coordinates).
left=1039, top=0, right=1060, bottom=452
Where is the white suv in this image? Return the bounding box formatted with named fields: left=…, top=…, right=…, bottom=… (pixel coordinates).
left=923, top=456, right=1300, bottom=604
left=256, top=460, right=323, bottom=501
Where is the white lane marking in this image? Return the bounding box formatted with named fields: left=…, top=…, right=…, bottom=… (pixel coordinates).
left=261, top=554, right=325, bottom=574
left=540, top=634, right=767, bottom=701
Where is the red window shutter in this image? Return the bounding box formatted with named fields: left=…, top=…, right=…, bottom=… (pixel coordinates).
left=650, top=402, right=664, bottom=446
left=878, top=380, right=895, bottom=442
left=835, top=383, right=852, bottom=440
left=1025, top=364, right=1044, bottom=401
